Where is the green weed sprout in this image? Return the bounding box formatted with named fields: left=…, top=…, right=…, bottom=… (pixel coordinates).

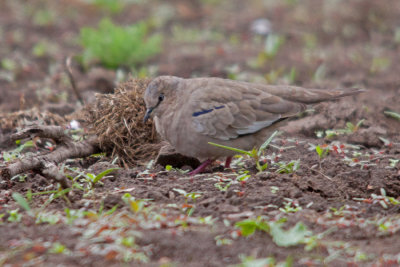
left=384, top=110, right=400, bottom=121
left=2, top=140, right=34, bottom=162
left=317, top=119, right=365, bottom=138
left=88, top=0, right=125, bottom=14
left=86, top=168, right=119, bottom=188
left=7, top=209, right=22, bottom=222
left=122, top=193, right=148, bottom=213
left=235, top=217, right=270, bottom=237
left=254, top=34, right=285, bottom=67
left=165, top=164, right=190, bottom=174
left=235, top=217, right=312, bottom=248
left=345, top=119, right=365, bottom=133
left=275, top=159, right=300, bottom=174
left=67, top=167, right=119, bottom=192
left=173, top=188, right=202, bottom=203
left=208, top=131, right=280, bottom=172
left=354, top=188, right=400, bottom=209
left=315, top=144, right=330, bottom=170
left=264, top=34, right=285, bottom=59
left=315, top=144, right=329, bottom=160
left=235, top=255, right=276, bottom=267
left=12, top=192, right=32, bottom=214
left=80, top=18, right=162, bottom=69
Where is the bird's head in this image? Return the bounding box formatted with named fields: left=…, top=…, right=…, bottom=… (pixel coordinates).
left=143, top=76, right=181, bottom=123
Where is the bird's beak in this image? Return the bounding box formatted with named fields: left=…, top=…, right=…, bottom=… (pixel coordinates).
left=143, top=108, right=153, bottom=123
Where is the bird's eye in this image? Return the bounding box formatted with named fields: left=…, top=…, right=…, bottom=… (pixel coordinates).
left=158, top=94, right=164, bottom=102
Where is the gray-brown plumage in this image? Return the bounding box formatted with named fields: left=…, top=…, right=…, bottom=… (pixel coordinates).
left=143, top=76, right=364, bottom=174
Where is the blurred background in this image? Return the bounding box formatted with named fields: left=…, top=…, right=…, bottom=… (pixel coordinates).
left=0, top=0, right=399, bottom=114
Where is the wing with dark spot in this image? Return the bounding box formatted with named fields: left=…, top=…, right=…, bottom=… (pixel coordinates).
left=186, top=79, right=306, bottom=140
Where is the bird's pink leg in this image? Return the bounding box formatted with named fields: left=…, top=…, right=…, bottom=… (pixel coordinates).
left=189, top=159, right=214, bottom=175
left=225, top=156, right=233, bottom=169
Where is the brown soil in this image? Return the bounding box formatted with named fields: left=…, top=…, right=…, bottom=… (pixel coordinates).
left=1, top=0, right=400, bottom=266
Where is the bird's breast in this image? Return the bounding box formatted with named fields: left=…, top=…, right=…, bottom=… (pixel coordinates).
left=156, top=110, right=183, bottom=148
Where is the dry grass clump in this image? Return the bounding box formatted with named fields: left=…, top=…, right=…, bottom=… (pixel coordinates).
left=82, top=78, right=161, bottom=166
left=0, top=108, right=66, bottom=131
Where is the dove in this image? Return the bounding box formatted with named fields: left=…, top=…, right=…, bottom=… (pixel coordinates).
left=143, top=76, right=364, bottom=175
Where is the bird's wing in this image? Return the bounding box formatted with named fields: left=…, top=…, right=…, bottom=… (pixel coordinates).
left=186, top=80, right=306, bottom=141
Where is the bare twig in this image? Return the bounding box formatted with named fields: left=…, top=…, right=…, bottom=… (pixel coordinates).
left=10, top=125, right=72, bottom=145
left=370, top=155, right=397, bottom=161
left=1, top=125, right=101, bottom=188
left=65, top=56, right=84, bottom=105
left=306, top=165, right=333, bottom=181
left=41, top=162, right=71, bottom=189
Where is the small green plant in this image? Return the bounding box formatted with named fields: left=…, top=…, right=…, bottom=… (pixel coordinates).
left=316, top=119, right=364, bottom=138
left=283, top=67, right=297, bottom=84
left=41, top=188, right=73, bottom=210
left=215, top=235, right=233, bottom=246
left=35, top=212, right=62, bottom=225
left=370, top=57, right=391, bottom=74
left=12, top=192, right=32, bottom=215
left=80, top=18, right=162, bottom=69
left=254, top=34, right=285, bottom=67
left=344, top=119, right=365, bottom=133
left=384, top=110, right=400, bottom=121
left=122, top=193, right=148, bottom=213
left=165, top=164, right=189, bottom=174
left=236, top=174, right=251, bottom=182
left=235, top=217, right=312, bottom=248
left=171, top=25, right=223, bottom=43
left=1, top=58, right=17, bottom=71
left=264, top=34, right=285, bottom=58
left=235, top=255, right=276, bottom=267
left=165, top=165, right=173, bottom=171
left=86, top=168, right=119, bottom=188
left=173, top=188, right=202, bottom=203
left=11, top=174, right=27, bottom=182
left=7, top=209, right=22, bottom=222
left=315, top=144, right=329, bottom=159
left=342, top=155, right=375, bottom=170
left=270, top=186, right=279, bottom=194
left=275, top=159, right=300, bottom=174
left=270, top=221, right=312, bottom=247
left=65, top=208, right=86, bottom=224
left=32, top=41, right=58, bottom=57
left=279, top=198, right=302, bottom=213
left=313, top=64, right=327, bottom=82
left=395, top=27, right=400, bottom=44
left=68, top=167, right=118, bottom=192
left=235, top=216, right=270, bottom=237
left=214, top=180, right=232, bottom=192
left=209, top=131, right=279, bottom=172
left=354, top=188, right=400, bottom=209
left=32, top=9, right=55, bottom=26
left=389, top=159, right=399, bottom=168
left=236, top=254, right=295, bottom=267
left=379, top=137, right=392, bottom=146
left=49, top=242, right=69, bottom=254
left=303, top=33, right=318, bottom=50
left=2, top=140, right=34, bottom=162
left=88, top=0, right=125, bottom=13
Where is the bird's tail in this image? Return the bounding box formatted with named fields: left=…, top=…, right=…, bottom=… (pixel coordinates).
left=283, top=87, right=366, bottom=104
left=327, top=88, right=367, bottom=99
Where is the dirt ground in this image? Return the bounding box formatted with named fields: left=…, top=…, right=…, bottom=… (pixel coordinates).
left=1, top=0, right=400, bottom=266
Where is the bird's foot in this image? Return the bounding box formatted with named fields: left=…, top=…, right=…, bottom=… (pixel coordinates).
left=189, top=159, right=214, bottom=176
left=224, top=156, right=233, bottom=169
